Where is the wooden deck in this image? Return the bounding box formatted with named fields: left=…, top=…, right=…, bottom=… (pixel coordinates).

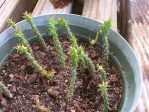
left=0, top=0, right=148, bottom=111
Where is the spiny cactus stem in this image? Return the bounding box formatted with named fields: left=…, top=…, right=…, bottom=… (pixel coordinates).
left=0, top=82, right=12, bottom=98
left=100, top=20, right=111, bottom=66
left=16, top=45, right=54, bottom=81
left=83, top=54, right=95, bottom=75
left=48, top=17, right=65, bottom=68
left=98, top=81, right=109, bottom=112
left=58, top=18, right=95, bottom=75
left=67, top=47, right=79, bottom=100
left=7, top=19, right=33, bottom=55
left=58, top=18, right=78, bottom=48
left=23, top=12, right=47, bottom=50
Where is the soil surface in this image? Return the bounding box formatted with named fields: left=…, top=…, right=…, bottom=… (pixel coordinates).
left=0, top=37, right=123, bottom=112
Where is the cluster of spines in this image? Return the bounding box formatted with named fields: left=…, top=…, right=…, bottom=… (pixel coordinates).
left=0, top=82, right=12, bottom=98
left=48, top=17, right=65, bottom=68
left=16, top=45, right=54, bottom=81
left=23, top=12, right=47, bottom=50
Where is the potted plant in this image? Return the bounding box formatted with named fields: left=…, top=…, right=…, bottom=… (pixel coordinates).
left=0, top=13, right=142, bottom=112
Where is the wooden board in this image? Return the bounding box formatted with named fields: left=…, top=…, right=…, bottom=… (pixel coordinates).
left=0, top=0, right=20, bottom=32
left=0, top=0, right=38, bottom=33
left=82, top=0, right=117, bottom=30
left=32, top=0, right=73, bottom=16
left=123, top=0, right=149, bottom=111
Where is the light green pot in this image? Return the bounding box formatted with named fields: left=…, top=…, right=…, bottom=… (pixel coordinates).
left=0, top=14, right=142, bottom=112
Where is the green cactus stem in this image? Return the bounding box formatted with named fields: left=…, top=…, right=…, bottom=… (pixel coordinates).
left=90, top=32, right=99, bottom=46
left=67, top=46, right=79, bottom=100
left=48, top=17, right=65, bottom=68
left=23, top=12, right=47, bottom=50
left=0, top=82, right=12, bottom=98
left=77, top=46, right=86, bottom=73
left=97, top=64, right=107, bottom=81
left=98, top=82, right=109, bottom=112
left=7, top=19, right=33, bottom=55
left=77, top=46, right=95, bottom=75
left=100, top=20, right=111, bottom=66
left=58, top=18, right=78, bottom=48
left=58, top=18, right=95, bottom=75
left=16, top=45, right=55, bottom=81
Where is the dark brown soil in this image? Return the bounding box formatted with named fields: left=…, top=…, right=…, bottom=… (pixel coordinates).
left=0, top=37, right=123, bottom=112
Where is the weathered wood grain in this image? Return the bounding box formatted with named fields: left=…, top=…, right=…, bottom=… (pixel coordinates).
left=124, top=0, right=149, bottom=111
left=0, top=0, right=6, bottom=8
left=82, top=0, right=117, bottom=30
left=0, top=0, right=38, bottom=33
left=32, top=0, right=73, bottom=16
left=0, top=0, right=20, bottom=32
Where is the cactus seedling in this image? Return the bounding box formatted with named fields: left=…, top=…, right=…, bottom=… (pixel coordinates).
left=90, top=32, right=99, bottom=46
left=23, top=12, right=48, bottom=50
left=0, top=82, right=12, bottom=98
left=48, top=17, right=65, bottom=68
left=100, top=20, right=111, bottom=66
left=16, top=45, right=55, bottom=81
left=7, top=19, right=33, bottom=55
left=58, top=18, right=78, bottom=48
left=98, top=82, right=109, bottom=112
left=67, top=46, right=79, bottom=100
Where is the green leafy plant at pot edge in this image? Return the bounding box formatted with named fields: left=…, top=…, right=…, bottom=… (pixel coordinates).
left=2, top=15, right=112, bottom=111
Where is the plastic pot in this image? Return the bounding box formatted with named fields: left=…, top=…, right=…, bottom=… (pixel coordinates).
left=0, top=14, right=142, bottom=112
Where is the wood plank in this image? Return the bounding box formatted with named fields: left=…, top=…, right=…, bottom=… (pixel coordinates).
left=32, top=0, right=73, bottom=16
left=82, top=0, right=117, bottom=30
left=0, top=0, right=6, bottom=8
left=0, top=0, right=38, bottom=33
left=0, top=0, right=20, bottom=32
left=121, top=0, right=149, bottom=111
